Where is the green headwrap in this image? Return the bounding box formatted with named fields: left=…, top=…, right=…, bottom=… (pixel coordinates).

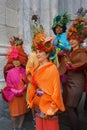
left=52, top=12, right=71, bottom=28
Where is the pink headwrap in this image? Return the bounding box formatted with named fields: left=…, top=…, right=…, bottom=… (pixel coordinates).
left=7, top=47, right=19, bottom=60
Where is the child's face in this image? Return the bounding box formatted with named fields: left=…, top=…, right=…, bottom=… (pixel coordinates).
left=13, top=59, right=21, bottom=67
left=55, top=25, right=63, bottom=34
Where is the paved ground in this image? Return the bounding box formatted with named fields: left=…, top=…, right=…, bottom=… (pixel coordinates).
left=0, top=93, right=87, bottom=130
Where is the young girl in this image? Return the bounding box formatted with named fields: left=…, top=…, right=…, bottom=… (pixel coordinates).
left=2, top=36, right=28, bottom=130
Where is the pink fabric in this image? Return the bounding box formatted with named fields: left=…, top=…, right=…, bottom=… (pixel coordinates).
left=10, top=47, right=19, bottom=59
left=10, top=85, right=27, bottom=96
left=66, top=64, right=77, bottom=70
left=36, top=115, right=60, bottom=130
left=7, top=47, right=19, bottom=60
left=2, top=67, right=27, bottom=102
left=2, top=86, right=14, bottom=102
left=6, top=67, right=27, bottom=89
left=58, top=51, right=65, bottom=56
left=60, top=74, right=67, bottom=83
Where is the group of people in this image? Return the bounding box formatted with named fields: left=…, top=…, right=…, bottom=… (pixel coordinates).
left=2, top=12, right=87, bottom=130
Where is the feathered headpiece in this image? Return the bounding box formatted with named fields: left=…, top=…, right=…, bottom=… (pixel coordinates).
left=9, top=36, right=24, bottom=51
left=52, top=12, right=71, bottom=28
left=75, top=7, right=87, bottom=38
left=32, top=32, right=54, bottom=52
left=67, top=17, right=85, bottom=43
left=7, top=36, right=28, bottom=67
left=4, top=36, right=28, bottom=78
left=31, top=14, right=44, bottom=38
left=31, top=14, right=54, bottom=52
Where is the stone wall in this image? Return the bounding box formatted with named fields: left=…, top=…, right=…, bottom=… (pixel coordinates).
left=0, top=0, right=19, bottom=90
left=19, top=0, right=87, bottom=54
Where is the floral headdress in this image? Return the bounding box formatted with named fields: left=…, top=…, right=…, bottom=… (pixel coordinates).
left=82, top=13, right=87, bottom=38
left=52, top=12, right=71, bottom=28
left=7, top=36, right=28, bottom=67
left=67, top=17, right=85, bottom=43
left=31, top=14, right=54, bottom=52
left=9, top=36, right=24, bottom=50
left=32, top=32, right=54, bottom=52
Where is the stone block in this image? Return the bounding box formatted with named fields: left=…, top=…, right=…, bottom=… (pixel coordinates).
left=6, top=0, right=19, bottom=11
left=6, top=26, right=19, bottom=38
left=0, top=0, right=6, bottom=7
left=0, top=5, right=5, bottom=25
left=0, top=56, right=6, bottom=89
left=0, top=25, right=8, bottom=45
left=6, top=7, right=19, bottom=27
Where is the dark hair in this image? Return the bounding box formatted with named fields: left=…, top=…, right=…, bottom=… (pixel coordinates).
left=52, top=25, right=67, bottom=35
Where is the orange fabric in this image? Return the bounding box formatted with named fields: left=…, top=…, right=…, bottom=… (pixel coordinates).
left=17, top=74, right=26, bottom=90
left=36, top=115, right=60, bottom=130
left=27, top=61, right=65, bottom=116
left=8, top=91, right=28, bottom=117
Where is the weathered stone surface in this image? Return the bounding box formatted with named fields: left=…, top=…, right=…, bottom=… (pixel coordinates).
left=6, top=0, right=19, bottom=11
left=0, top=5, right=5, bottom=25
left=6, top=8, right=18, bottom=27
left=0, top=0, right=19, bottom=89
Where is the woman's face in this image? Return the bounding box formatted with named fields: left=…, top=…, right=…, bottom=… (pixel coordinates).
left=55, top=25, right=63, bottom=34
left=69, top=39, right=79, bottom=49
left=13, top=59, right=21, bottom=67
left=36, top=50, right=49, bottom=63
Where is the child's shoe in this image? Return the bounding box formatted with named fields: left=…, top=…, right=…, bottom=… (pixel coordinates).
left=13, top=128, right=17, bottom=130
left=32, top=118, right=36, bottom=127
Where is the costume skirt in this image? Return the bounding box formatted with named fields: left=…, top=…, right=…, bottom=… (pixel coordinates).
left=8, top=91, right=28, bottom=116
left=36, top=115, right=59, bottom=130
left=63, top=70, right=85, bottom=107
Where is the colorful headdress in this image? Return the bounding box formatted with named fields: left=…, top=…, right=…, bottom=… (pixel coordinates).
left=31, top=14, right=54, bottom=53
left=31, top=14, right=44, bottom=38
left=4, top=36, right=28, bottom=79
left=52, top=12, right=71, bottom=28
left=9, top=36, right=24, bottom=51
left=67, top=17, right=85, bottom=43
left=73, top=7, right=87, bottom=40
left=32, top=32, right=54, bottom=52
left=82, top=13, right=87, bottom=38
left=7, top=36, right=28, bottom=67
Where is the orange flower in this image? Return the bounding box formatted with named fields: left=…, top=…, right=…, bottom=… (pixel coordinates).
left=33, top=33, right=45, bottom=44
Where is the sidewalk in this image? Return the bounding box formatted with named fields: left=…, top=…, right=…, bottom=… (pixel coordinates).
left=0, top=93, right=87, bottom=130
left=0, top=93, right=34, bottom=130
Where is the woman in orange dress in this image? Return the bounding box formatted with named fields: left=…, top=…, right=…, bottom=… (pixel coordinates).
left=26, top=33, right=65, bottom=130
left=2, top=36, right=28, bottom=130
